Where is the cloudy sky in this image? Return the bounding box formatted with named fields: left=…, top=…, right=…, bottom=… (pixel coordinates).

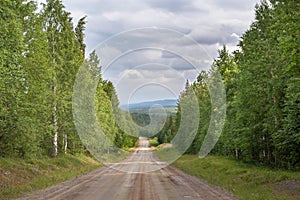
left=40, top=0, right=260, bottom=105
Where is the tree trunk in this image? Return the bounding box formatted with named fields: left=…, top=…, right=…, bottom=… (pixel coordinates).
left=235, top=149, right=238, bottom=159
left=52, top=84, right=58, bottom=157
left=63, top=132, right=67, bottom=154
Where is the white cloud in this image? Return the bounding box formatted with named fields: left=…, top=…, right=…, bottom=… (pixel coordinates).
left=37, top=0, right=260, bottom=104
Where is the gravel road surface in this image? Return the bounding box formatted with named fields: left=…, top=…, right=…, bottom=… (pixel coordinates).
left=18, top=138, right=236, bottom=200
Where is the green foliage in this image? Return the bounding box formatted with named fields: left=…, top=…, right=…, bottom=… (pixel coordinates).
left=1, top=0, right=38, bottom=157
left=89, top=51, right=138, bottom=151
left=155, top=115, right=175, bottom=144
left=169, top=1, right=300, bottom=169
left=188, top=71, right=211, bottom=154
left=0, top=0, right=133, bottom=160
left=226, top=0, right=300, bottom=168
left=130, top=113, right=151, bottom=127
left=75, top=16, right=87, bottom=57
left=149, top=137, right=159, bottom=147
left=172, top=80, right=200, bottom=154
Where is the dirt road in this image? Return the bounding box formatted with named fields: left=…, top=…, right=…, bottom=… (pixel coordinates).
left=18, top=138, right=236, bottom=200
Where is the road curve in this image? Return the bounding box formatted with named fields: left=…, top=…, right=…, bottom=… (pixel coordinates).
left=18, top=138, right=236, bottom=200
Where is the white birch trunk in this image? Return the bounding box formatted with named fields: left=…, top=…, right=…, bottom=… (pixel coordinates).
left=63, top=133, right=67, bottom=154
left=235, top=149, right=238, bottom=159
left=51, top=27, right=59, bottom=157
left=53, top=84, right=58, bottom=157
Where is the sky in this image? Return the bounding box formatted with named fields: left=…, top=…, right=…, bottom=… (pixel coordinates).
left=39, top=0, right=260, bottom=105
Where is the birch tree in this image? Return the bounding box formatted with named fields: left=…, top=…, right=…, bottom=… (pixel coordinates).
left=41, top=0, right=84, bottom=156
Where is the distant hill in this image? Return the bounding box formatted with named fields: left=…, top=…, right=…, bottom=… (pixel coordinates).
left=120, top=99, right=178, bottom=111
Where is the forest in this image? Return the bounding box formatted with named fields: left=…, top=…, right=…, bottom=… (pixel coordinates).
left=157, top=0, right=299, bottom=169
left=0, top=0, right=299, bottom=170
left=0, top=0, right=137, bottom=159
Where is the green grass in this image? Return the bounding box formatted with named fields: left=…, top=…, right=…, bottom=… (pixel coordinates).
left=173, top=155, right=300, bottom=200
left=156, top=146, right=181, bottom=163
left=0, top=154, right=102, bottom=199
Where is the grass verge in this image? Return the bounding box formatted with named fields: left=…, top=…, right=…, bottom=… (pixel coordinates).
left=0, top=154, right=102, bottom=199
left=156, top=146, right=181, bottom=163
left=173, top=155, right=300, bottom=200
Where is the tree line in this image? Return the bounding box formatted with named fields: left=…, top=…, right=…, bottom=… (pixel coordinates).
left=0, top=0, right=137, bottom=159
left=1, top=0, right=299, bottom=169
left=160, top=0, right=299, bottom=169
